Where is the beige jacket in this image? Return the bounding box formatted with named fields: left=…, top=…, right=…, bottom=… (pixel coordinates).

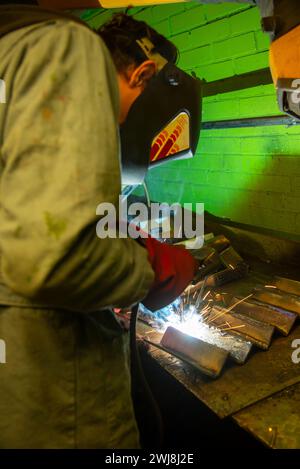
left=0, top=17, right=154, bottom=448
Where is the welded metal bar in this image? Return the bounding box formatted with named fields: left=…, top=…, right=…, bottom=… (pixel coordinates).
left=253, top=288, right=300, bottom=316
left=275, top=276, right=300, bottom=297
left=189, top=322, right=253, bottom=364
left=207, top=306, right=275, bottom=349
left=161, top=326, right=228, bottom=378
left=227, top=297, right=297, bottom=336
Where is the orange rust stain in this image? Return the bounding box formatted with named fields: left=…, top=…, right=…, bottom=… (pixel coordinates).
left=42, top=107, right=53, bottom=120
left=56, top=95, right=67, bottom=103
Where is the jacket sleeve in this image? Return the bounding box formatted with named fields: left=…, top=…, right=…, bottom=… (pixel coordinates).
left=0, top=20, right=154, bottom=312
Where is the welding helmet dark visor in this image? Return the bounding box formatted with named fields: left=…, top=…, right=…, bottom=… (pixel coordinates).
left=120, top=62, right=202, bottom=185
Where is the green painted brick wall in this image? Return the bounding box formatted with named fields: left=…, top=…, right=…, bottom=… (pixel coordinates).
left=80, top=2, right=300, bottom=238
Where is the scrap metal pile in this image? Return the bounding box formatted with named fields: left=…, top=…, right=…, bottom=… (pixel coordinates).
left=138, top=235, right=300, bottom=379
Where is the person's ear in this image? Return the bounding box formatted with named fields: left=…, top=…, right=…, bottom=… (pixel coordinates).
left=129, top=60, right=157, bottom=89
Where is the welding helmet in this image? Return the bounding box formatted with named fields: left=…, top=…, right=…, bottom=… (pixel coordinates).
left=259, top=0, right=300, bottom=120
left=120, top=38, right=202, bottom=185
left=269, top=23, right=300, bottom=121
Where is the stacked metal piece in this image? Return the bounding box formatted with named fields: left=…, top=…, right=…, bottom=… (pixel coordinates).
left=149, top=237, right=300, bottom=378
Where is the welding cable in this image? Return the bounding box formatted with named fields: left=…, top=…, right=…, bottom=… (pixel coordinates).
left=130, top=303, right=164, bottom=448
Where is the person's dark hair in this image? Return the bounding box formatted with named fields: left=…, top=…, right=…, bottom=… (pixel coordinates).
left=97, top=12, right=178, bottom=73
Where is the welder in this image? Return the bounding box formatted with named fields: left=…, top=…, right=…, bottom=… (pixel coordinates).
left=0, top=6, right=200, bottom=449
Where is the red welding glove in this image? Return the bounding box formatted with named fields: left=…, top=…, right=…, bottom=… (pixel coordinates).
left=141, top=236, right=199, bottom=312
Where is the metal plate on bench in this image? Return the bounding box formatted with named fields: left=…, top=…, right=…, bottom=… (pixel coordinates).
left=233, top=382, right=300, bottom=448
left=146, top=324, right=300, bottom=419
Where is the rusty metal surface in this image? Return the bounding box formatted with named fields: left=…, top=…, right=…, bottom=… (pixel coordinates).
left=207, top=306, right=275, bottom=350
left=233, top=383, right=300, bottom=448
left=275, top=276, right=300, bottom=297
left=160, top=326, right=228, bottom=378
left=136, top=320, right=163, bottom=345
left=253, top=289, right=300, bottom=316
left=213, top=272, right=266, bottom=298
left=185, top=271, right=263, bottom=299
left=227, top=297, right=297, bottom=336
left=219, top=246, right=244, bottom=269
left=146, top=324, right=300, bottom=418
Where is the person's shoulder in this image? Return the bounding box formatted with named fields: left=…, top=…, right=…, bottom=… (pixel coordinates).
left=0, top=16, right=98, bottom=59
left=45, top=18, right=112, bottom=63
left=41, top=17, right=100, bottom=44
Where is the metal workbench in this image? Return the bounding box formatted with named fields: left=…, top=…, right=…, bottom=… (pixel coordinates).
left=135, top=220, right=300, bottom=449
